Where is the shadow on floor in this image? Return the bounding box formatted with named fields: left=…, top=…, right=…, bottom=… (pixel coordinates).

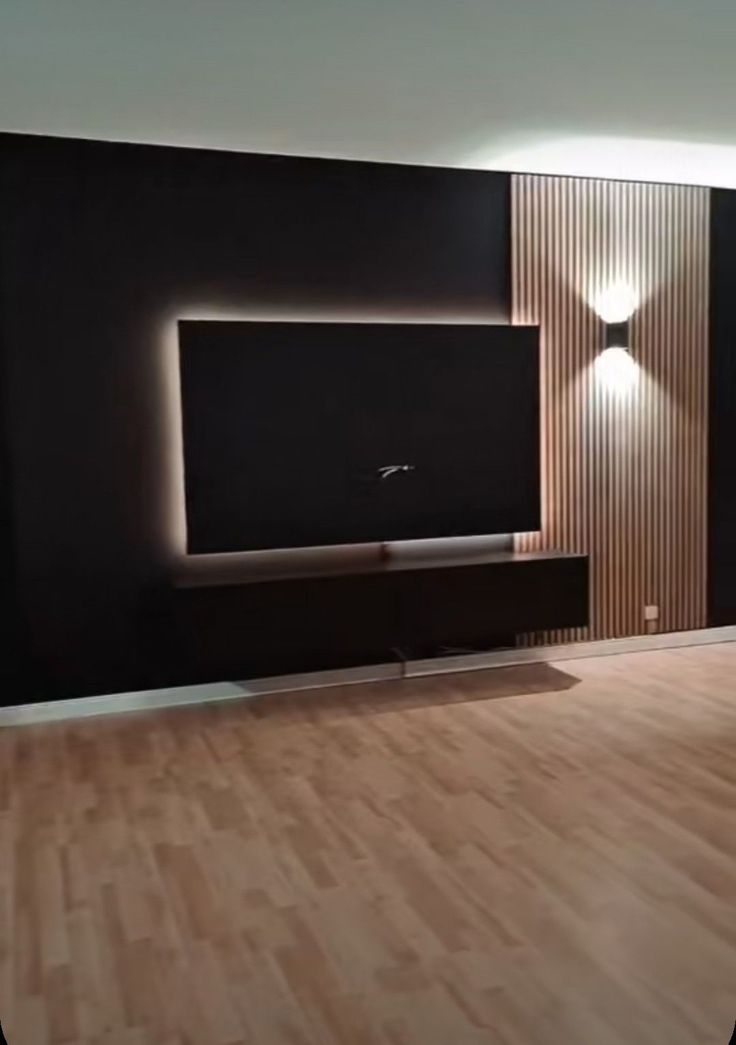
left=245, top=661, right=582, bottom=720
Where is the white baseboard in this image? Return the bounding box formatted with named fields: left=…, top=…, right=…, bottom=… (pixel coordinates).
left=0, top=663, right=401, bottom=728
left=2, top=626, right=736, bottom=729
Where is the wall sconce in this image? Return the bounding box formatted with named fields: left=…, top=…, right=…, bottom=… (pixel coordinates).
left=592, top=282, right=638, bottom=393
left=604, top=320, right=630, bottom=351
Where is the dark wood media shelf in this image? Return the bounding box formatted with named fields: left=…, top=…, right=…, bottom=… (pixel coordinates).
left=164, top=550, right=589, bottom=683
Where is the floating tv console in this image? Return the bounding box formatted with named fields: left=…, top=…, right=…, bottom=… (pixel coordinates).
left=165, top=549, right=588, bottom=683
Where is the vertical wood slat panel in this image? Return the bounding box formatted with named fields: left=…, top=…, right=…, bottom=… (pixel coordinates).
left=512, top=175, right=709, bottom=643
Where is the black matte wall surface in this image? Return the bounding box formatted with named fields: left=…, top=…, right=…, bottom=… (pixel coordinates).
left=0, top=264, right=24, bottom=690
left=709, top=189, right=736, bottom=625
left=0, top=133, right=510, bottom=700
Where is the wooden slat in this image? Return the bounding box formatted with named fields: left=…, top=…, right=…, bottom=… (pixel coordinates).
left=512, top=175, right=709, bottom=642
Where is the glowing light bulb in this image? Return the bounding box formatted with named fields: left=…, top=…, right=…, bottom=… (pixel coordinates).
left=592, top=281, right=638, bottom=324
left=594, top=347, right=638, bottom=394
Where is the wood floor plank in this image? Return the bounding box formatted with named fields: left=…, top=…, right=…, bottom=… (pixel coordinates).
left=2, top=643, right=736, bottom=1043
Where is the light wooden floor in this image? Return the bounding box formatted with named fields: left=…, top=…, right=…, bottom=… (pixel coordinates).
left=1, top=643, right=736, bottom=1045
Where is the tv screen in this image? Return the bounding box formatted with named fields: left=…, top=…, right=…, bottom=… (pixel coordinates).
left=179, top=321, right=540, bottom=553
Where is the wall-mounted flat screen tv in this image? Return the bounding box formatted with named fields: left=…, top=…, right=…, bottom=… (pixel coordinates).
left=179, top=321, right=540, bottom=553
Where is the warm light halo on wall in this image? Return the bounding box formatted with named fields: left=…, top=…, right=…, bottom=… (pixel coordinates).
left=164, top=306, right=489, bottom=563
left=164, top=309, right=519, bottom=582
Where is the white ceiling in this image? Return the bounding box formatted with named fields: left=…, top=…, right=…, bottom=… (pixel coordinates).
left=2, top=0, right=736, bottom=186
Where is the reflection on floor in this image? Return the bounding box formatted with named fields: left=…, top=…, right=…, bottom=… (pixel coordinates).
left=1, top=643, right=735, bottom=1044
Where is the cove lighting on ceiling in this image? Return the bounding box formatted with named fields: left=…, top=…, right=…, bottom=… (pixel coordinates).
left=472, top=136, right=736, bottom=189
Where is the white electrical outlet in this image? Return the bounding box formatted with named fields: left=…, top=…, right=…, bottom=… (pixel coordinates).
left=644, top=604, right=659, bottom=621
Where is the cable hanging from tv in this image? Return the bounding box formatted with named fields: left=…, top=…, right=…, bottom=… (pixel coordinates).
left=377, top=465, right=416, bottom=479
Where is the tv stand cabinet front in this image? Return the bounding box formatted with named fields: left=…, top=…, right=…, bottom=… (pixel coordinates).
left=162, top=549, right=588, bottom=684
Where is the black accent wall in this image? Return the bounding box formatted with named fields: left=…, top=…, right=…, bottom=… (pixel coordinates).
left=0, top=265, right=24, bottom=691
left=0, top=133, right=511, bottom=701
left=709, top=189, right=736, bottom=625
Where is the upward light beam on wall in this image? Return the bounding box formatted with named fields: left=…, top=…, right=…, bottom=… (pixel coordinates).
left=592, top=280, right=638, bottom=324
